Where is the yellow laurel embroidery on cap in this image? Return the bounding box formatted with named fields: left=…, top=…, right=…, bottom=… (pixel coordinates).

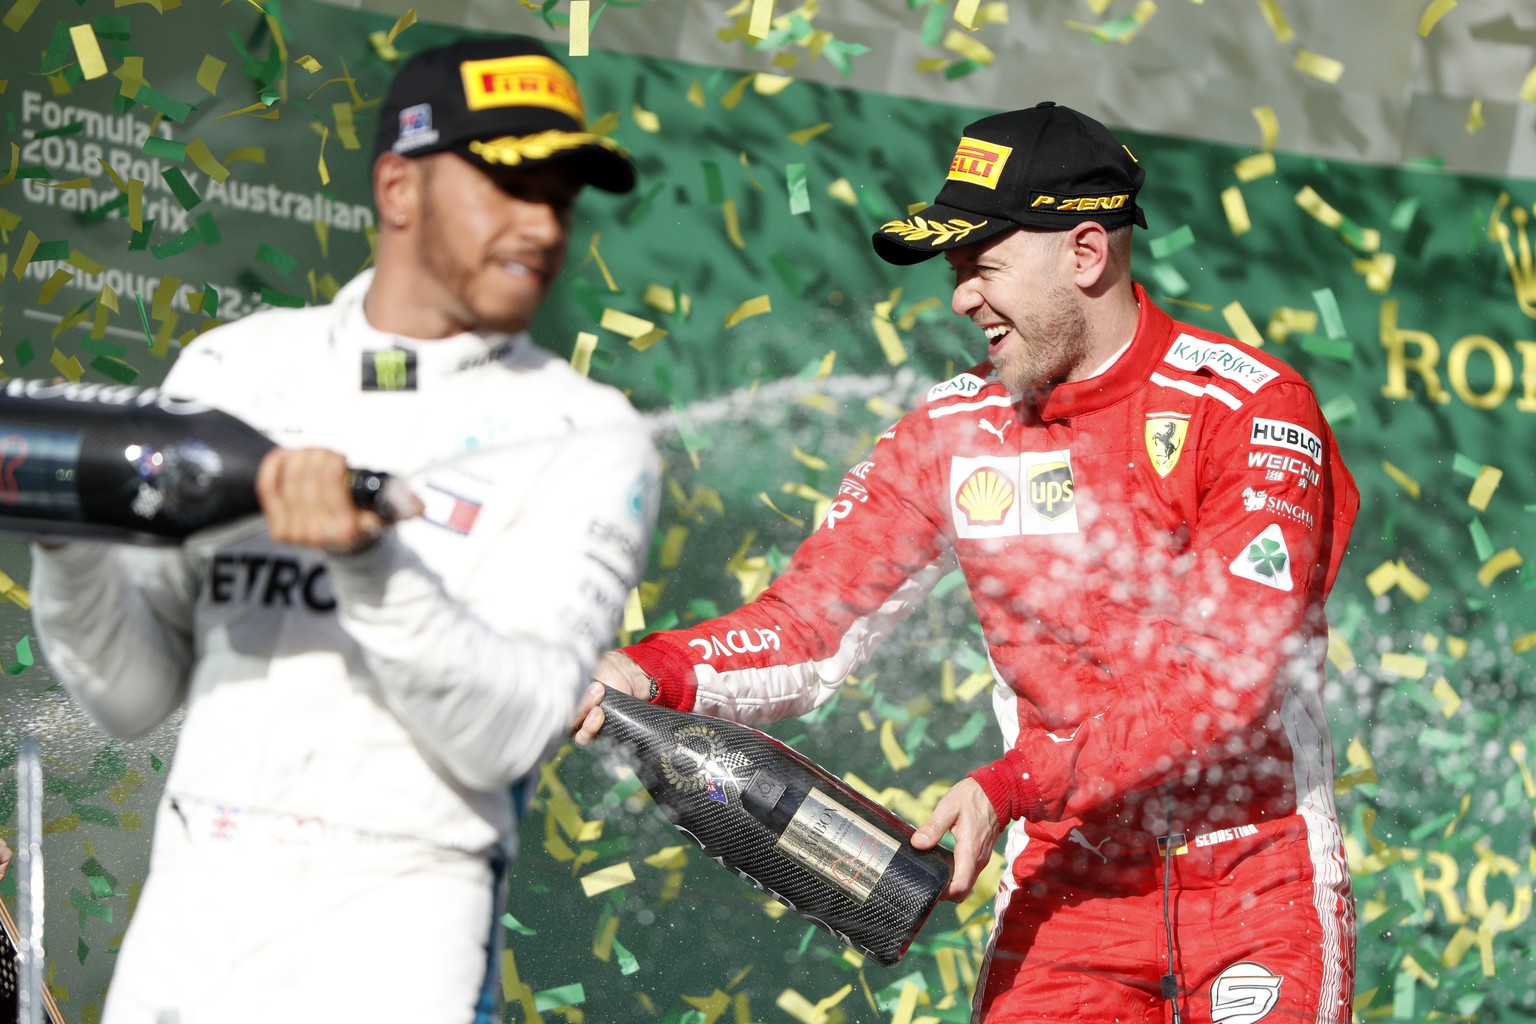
left=469, top=131, right=627, bottom=167
left=460, top=55, right=586, bottom=121
left=879, top=215, right=989, bottom=247
left=946, top=136, right=1012, bottom=189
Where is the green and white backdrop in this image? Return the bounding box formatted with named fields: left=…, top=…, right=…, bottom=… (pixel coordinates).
left=1, top=0, right=1535, bottom=1020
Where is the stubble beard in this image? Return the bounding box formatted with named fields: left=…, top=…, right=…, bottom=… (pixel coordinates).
left=994, top=285, right=1092, bottom=395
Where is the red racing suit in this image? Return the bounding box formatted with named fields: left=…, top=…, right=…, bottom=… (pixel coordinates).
left=623, top=287, right=1358, bottom=1024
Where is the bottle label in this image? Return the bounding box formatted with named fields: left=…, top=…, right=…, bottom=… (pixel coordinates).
left=775, top=788, right=899, bottom=904
left=0, top=426, right=83, bottom=516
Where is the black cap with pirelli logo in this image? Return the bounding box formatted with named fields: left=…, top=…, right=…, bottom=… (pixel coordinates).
left=872, top=101, right=1146, bottom=265
left=373, top=34, right=635, bottom=193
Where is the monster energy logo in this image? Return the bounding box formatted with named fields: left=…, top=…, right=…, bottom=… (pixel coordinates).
left=362, top=349, right=416, bottom=391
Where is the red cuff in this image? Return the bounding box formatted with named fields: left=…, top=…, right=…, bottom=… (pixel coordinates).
left=967, top=749, right=1046, bottom=823
left=621, top=637, right=700, bottom=712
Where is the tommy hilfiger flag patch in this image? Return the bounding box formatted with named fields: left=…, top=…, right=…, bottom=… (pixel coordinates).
left=420, top=485, right=482, bottom=535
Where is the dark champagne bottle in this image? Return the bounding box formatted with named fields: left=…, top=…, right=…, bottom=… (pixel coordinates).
left=0, top=378, right=399, bottom=545
left=597, top=686, right=953, bottom=967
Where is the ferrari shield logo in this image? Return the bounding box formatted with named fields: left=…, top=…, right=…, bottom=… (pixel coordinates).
left=1145, top=414, right=1189, bottom=478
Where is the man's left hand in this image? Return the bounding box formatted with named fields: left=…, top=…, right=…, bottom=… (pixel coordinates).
left=911, top=777, right=1004, bottom=902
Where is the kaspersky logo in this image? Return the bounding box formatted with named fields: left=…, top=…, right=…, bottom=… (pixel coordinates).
left=1229, top=523, right=1293, bottom=592
left=1209, top=961, right=1283, bottom=1023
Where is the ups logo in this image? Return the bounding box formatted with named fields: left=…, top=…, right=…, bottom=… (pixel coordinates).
left=1026, top=461, right=1075, bottom=520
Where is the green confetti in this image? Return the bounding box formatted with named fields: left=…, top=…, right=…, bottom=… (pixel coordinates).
left=1451, top=453, right=1483, bottom=477
left=1319, top=393, right=1358, bottom=425
left=1311, top=287, right=1346, bottom=339
left=15, top=339, right=35, bottom=367
left=786, top=162, right=810, bottom=216
left=82, top=193, right=129, bottom=223
left=134, top=292, right=153, bottom=346
left=73, top=805, right=120, bottom=828
left=944, top=711, right=988, bottom=751
left=32, top=239, right=70, bottom=262
left=702, top=160, right=724, bottom=205
left=687, top=598, right=720, bottom=619
left=196, top=211, right=221, bottom=244
left=770, top=252, right=806, bottom=298
left=142, top=136, right=187, bottom=162
left=613, top=935, right=640, bottom=975
left=920, top=1, right=946, bottom=45
left=161, top=166, right=201, bottom=210
left=1146, top=261, right=1188, bottom=297
left=150, top=228, right=200, bottom=259
left=533, top=983, right=586, bottom=1011
left=259, top=288, right=305, bottom=308
left=1148, top=224, right=1195, bottom=260
left=1298, top=335, right=1354, bottom=361
left=255, top=242, right=298, bottom=275
left=1469, top=518, right=1493, bottom=561
left=132, top=85, right=194, bottom=123
left=92, top=15, right=131, bottom=39
left=624, top=181, right=665, bottom=226
left=500, top=912, right=537, bottom=936
left=90, top=355, right=140, bottom=384
left=942, top=58, right=982, bottom=80
left=4, top=636, right=33, bottom=675
left=32, top=121, right=85, bottom=140
left=200, top=283, right=220, bottom=318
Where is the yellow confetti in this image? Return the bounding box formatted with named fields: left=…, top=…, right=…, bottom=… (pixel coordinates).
left=386, top=7, right=417, bottom=46
left=1476, top=548, right=1523, bottom=587
left=631, top=104, right=660, bottom=133
left=724, top=294, right=772, bottom=328
left=1221, top=301, right=1263, bottom=347
left=570, top=331, right=598, bottom=376
left=1295, top=186, right=1344, bottom=229
left=757, top=492, right=805, bottom=527
left=722, top=198, right=746, bottom=249
left=1513, top=631, right=1536, bottom=655
left=316, top=124, right=331, bottom=186
left=50, top=349, right=84, bottom=382
left=915, top=56, right=950, bottom=74
left=1252, top=106, right=1280, bottom=150
left=1326, top=628, right=1355, bottom=673
left=1234, top=152, right=1276, bottom=182
left=586, top=233, right=619, bottom=293
left=721, top=73, right=754, bottom=110
left=69, top=24, right=108, bottom=80
left=1467, top=465, right=1501, bottom=510
left=643, top=283, right=689, bottom=316
left=2, top=0, right=43, bottom=32
left=942, top=29, right=994, bottom=64
left=753, top=72, right=794, bottom=95
left=1266, top=306, right=1318, bottom=343
left=1466, top=97, right=1484, bottom=134
left=749, top=0, right=774, bottom=38
left=1294, top=49, right=1345, bottom=84
left=1256, top=0, right=1294, bottom=42
left=1219, top=186, right=1252, bottom=237
left=870, top=316, right=908, bottom=366
left=1418, top=0, right=1456, bottom=36
left=1522, top=67, right=1536, bottom=104
left=1380, top=652, right=1427, bottom=679
left=1394, top=560, right=1431, bottom=602
left=579, top=862, right=636, bottom=897
left=333, top=102, right=360, bottom=150
left=1353, top=251, right=1395, bottom=293
left=1512, top=741, right=1536, bottom=798
left=953, top=0, right=982, bottom=29
left=0, top=570, right=32, bottom=610
left=687, top=80, right=706, bottom=108
left=1364, top=561, right=1400, bottom=597
left=1430, top=677, right=1461, bottom=718
left=569, top=0, right=590, bottom=56
left=878, top=719, right=912, bottom=770
left=790, top=445, right=828, bottom=471
left=789, top=122, right=833, bottom=146
left=295, top=54, right=321, bottom=73
left=826, top=180, right=858, bottom=208
left=600, top=307, right=659, bottom=339
left=621, top=587, right=645, bottom=633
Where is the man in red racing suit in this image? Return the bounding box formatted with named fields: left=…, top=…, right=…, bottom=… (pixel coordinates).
left=576, top=102, right=1359, bottom=1024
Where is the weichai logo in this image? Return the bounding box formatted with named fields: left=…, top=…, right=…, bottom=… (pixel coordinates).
left=460, top=56, right=584, bottom=120
left=947, top=136, right=1012, bottom=189
left=1026, top=461, right=1074, bottom=519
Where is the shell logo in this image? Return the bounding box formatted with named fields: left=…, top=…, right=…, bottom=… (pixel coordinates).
left=956, top=467, right=1015, bottom=526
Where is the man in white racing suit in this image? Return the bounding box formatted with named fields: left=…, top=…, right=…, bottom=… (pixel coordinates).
left=28, top=35, right=657, bottom=1023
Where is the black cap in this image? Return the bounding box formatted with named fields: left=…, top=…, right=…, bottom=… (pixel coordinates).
left=872, top=101, right=1146, bottom=265
left=373, top=35, right=636, bottom=194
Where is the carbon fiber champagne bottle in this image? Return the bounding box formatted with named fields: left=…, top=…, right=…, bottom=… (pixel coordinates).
left=0, top=378, right=399, bottom=545
left=598, top=686, right=953, bottom=966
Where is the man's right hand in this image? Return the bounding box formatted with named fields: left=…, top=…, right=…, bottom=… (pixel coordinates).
left=570, top=650, right=652, bottom=746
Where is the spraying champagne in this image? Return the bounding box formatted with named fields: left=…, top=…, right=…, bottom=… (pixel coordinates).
left=0, top=378, right=407, bottom=545
left=595, top=687, right=953, bottom=966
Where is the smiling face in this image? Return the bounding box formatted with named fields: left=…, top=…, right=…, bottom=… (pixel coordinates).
left=371, top=151, right=581, bottom=338
left=945, top=227, right=1096, bottom=395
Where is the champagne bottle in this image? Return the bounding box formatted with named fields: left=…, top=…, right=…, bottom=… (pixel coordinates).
left=0, top=378, right=401, bottom=545
left=597, top=687, right=953, bottom=967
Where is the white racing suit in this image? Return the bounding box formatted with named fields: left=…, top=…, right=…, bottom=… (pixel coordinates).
left=30, top=270, right=659, bottom=1023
